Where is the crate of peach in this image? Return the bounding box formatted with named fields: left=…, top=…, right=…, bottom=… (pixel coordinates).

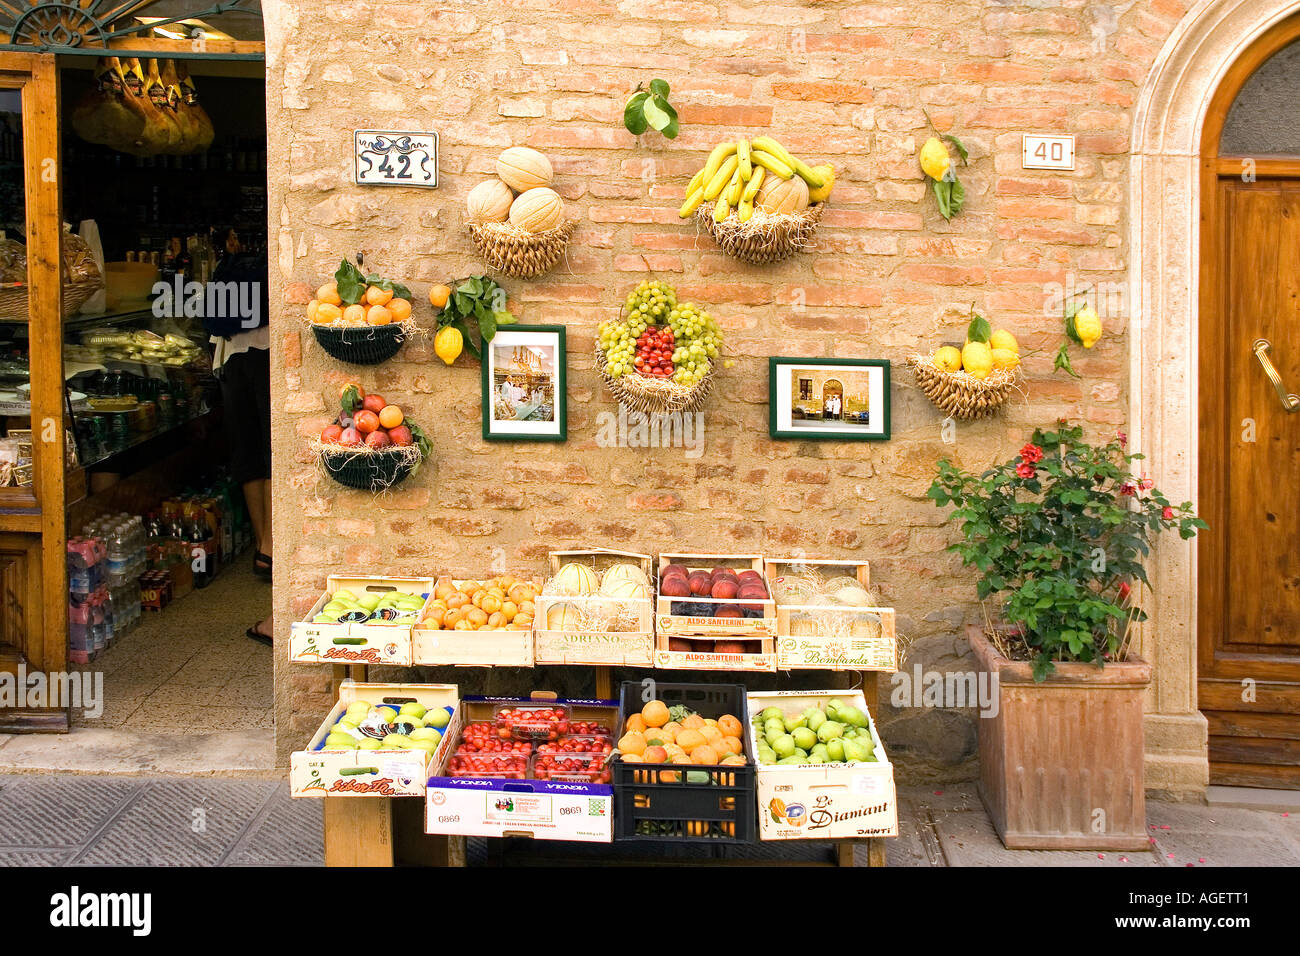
left=765, top=558, right=898, bottom=673
left=410, top=574, right=538, bottom=667
left=306, top=259, right=419, bottom=365
left=654, top=553, right=777, bottom=673
left=533, top=549, right=655, bottom=667
left=612, top=682, right=756, bottom=843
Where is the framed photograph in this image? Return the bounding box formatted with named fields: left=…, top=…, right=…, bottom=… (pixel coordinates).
left=482, top=325, right=567, bottom=442
left=768, top=358, right=890, bottom=441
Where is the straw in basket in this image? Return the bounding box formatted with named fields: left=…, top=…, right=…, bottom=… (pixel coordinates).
left=595, top=345, right=717, bottom=414
left=467, top=220, right=577, bottom=279
left=695, top=203, right=824, bottom=264
left=908, top=353, right=1019, bottom=420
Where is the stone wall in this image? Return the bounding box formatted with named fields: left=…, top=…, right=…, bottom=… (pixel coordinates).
left=262, top=0, right=1195, bottom=776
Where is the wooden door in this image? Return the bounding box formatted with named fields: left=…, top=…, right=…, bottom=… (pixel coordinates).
left=1198, top=178, right=1300, bottom=787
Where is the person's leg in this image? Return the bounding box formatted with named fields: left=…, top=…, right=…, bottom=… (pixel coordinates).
left=244, top=478, right=268, bottom=553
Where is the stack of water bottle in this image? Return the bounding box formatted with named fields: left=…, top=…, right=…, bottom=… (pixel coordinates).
left=67, top=514, right=148, bottom=664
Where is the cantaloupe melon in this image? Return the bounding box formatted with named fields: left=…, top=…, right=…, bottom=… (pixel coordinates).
left=509, top=187, right=564, bottom=233
left=496, top=146, right=553, bottom=192
left=601, top=563, right=649, bottom=588
left=551, top=562, right=599, bottom=595
left=466, top=179, right=514, bottom=223
left=600, top=577, right=649, bottom=600
left=757, top=174, right=810, bottom=214
left=545, top=601, right=583, bottom=630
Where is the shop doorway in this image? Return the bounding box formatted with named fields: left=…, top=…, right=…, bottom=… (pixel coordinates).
left=0, top=5, right=272, bottom=771
left=1198, top=14, right=1300, bottom=789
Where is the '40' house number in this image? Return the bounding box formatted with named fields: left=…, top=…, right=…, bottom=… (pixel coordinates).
left=353, top=131, right=439, bottom=187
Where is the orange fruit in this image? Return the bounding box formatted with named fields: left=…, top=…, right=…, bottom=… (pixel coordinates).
left=664, top=743, right=686, bottom=759
left=682, top=714, right=705, bottom=730
left=720, top=755, right=746, bottom=766
left=517, top=600, right=535, bottom=617
left=423, top=607, right=445, bottom=628
left=642, top=700, right=670, bottom=728
left=429, top=284, right=452, bottom=309
left=514, top=612, right=533, bottom=626
left=442, top=608, right=463, bottom=628
left=719, top=735, right=743, bottom=756
left=487, top=611, right=506, bottom=628
left=316, top=282, right=342, bottom=306
left=661, top=721, right=683, bottom=738
left=445, top=592, right=468, bottom=610
left=691, top=745, right=719, bottom=765
left=315, top=302, right=343, bottom=325
left=621, top=753, right=643, bottom=764
left=466, top=607, right=488, bottom=627
left=625, top=714, right=647, bottom=734
left=643, top=745, right=668, bottom=764
left=675, top=728, right=706, bottom=753
left=653, top=724, right=676, bottom=743
left=618, top=731, right=647, bottom=756
left=480, top=594, right=501, bottom=614
left=365, top=285, right=394, bottom=306
left=388, top=297, right=412, bottom=322
left=699, top=725, right=723, bottom=744
left=366, top=304, right=393, bottom=326
left=306, top=299, right=320, bottom=322
left=378, top=405, right=404, bottom=429
left=343, top=303, right=366, bottom=324
left=500, top=600, right=518, bottom=621
left=718, top=715, right=742, bottom=738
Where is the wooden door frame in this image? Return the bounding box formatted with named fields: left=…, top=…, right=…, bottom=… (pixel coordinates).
left=1196, top=11, right=1300, bottom=685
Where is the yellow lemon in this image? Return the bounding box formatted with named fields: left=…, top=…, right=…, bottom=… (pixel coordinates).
left=989, top=329, right=1019, bottom=354
left=919, top=137, right=950, bottom=181
left=991, top=347, right=1020, bottom=371
left=961, top=341, right=993, bottom=380
left=434, top=325, right=463, bottom=366
left=1073, top=306, right=1102, bottom=349
left=933, top=345, right=962, bottom=372
left=807, top=163, right=836, bottom=203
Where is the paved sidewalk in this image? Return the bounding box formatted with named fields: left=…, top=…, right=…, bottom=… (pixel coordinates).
left=1, top=774, right=1295, bottom=866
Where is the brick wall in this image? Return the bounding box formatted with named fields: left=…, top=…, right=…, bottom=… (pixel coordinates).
left=264, top=0, right=1192, bottom=775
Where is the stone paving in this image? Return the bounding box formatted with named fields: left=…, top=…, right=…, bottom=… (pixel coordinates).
left=1, top=774, right=1295, bottom=866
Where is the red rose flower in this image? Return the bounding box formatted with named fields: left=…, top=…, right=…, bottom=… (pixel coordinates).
left=1019, top=443, right=1044, bottom=464
left=1015, top=462, right=1036, bottom=479
left=1162, top=506, right=1174, bottom=520
left=1120, top=481, right=1137, bottom=496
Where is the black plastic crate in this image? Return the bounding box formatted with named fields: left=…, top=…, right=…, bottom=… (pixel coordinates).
left=613, top=680, right=756, bottom=844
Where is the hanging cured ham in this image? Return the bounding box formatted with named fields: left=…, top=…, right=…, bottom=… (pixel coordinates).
left=70, top=58, right=146, bottom=150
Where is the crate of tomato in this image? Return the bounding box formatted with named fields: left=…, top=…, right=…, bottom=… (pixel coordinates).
left=612, top=680, right=756, bottom=843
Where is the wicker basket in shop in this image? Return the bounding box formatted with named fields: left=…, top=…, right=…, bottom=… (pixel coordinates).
left=595, top=345, right=717, bottom=415
left=467, top=219, right=577, bottom=279
left=311, top=322, right=407, bottom=365
left=695, top=203, right=824, bottom=265
left=908, top=353, right=1020, bottom=420
left=0, top=277, right=102, bottom=321
left=320, top=448, right=419, bottom=491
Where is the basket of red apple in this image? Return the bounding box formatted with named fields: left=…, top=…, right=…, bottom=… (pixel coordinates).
left=316, top=383, right=431, bottom=491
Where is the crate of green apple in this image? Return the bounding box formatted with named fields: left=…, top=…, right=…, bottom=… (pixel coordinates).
left=653, top=553, right=777, bottom=672
left=290, top=682, right=458, bottom=798
left=317, top=383, right=431, bottom=491
left=288, top=575, right=433, bottom=666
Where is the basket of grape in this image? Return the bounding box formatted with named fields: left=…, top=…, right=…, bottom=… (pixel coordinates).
left=596, top=280, right=722, bottom=414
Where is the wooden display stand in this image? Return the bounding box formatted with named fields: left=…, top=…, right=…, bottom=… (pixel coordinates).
left=321, top=663, right=888, bottom=868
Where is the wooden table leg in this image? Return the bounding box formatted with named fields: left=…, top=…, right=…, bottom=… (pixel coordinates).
left=835, top=838, right=888, bottom=867
left=595, top=666, right=612, bottom=701
left=323, top=797, right=394, bottom=867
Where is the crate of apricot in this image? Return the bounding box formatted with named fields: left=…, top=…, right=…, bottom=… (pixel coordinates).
left=612, top=681, right=756, bottom=844
left=654, top=553, right=777, bottom=672
left=410, top=574, right=537, bottom=667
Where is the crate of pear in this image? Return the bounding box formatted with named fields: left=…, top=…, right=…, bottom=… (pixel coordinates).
left=752, top=698, right=878, bottom=766
left=288, top=575, right=435, bottom=666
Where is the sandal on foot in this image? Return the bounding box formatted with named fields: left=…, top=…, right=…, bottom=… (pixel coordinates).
left=246, top=626, right=272, bottom=646
left=253, top=551, right=272, bottom=578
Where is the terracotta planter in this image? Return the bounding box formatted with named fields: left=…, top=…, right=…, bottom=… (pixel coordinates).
left=967, top=625, right=1151, bottom=850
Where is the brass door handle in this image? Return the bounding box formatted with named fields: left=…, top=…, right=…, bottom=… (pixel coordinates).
left=1253, top=338, right=1300, bottom=412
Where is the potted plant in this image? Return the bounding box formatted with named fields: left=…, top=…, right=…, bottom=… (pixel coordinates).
left=928, top=423, right=1205, bottom=849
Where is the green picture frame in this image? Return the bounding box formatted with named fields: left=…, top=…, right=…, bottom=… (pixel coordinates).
left=768, top=357, right=891, bottom=441
left=481, top=325, right=567, bottom=442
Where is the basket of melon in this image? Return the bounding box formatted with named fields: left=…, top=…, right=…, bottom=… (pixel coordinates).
left=682, top=136, right=833, bottom=265
left=307, top=259, right=416, bottom=365
left=465, top=147, right=576, bottom=279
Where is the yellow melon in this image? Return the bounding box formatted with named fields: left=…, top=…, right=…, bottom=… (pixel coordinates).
left=757, top=174, right=810, bottom=215
left=600, top=577, right=649, bottom=600
left=465, top=178, right=514, bottom=223
left=601, top=563, right=649, bottom=589
left=509, top=187, right=564, bottom=233
left=496, top=146, right=553, bottom=192
left=545, top=601, right=582, bottom=630
left=551, top=562, right=599, bottom=596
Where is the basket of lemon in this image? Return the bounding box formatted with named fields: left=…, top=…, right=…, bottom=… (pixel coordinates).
left=909, top=315, right=1021, bottom=420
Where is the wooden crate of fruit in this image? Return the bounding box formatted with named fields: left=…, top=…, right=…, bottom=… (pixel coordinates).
left=765, top=559, right=898, bottom=673
left=290, top=681, right=458, bottom=798
left=288, top=576, right=434, bottom=666
left=746, top=689, right=897, bottom=840
left=534, top=549, right=655, bottom=666
left=410, top=574, right=537, bottom=667
left=654, top=553, right=777, bottom=672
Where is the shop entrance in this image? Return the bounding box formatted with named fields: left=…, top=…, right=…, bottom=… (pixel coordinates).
left=0, top=5, right=272, bottom=771
left=1198, top=14, right=1300, bottom=789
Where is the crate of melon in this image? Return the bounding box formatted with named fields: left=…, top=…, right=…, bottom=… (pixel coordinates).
left=612, top=681, right=756, bottom=844
left=654, top=553, right=777, bottom=672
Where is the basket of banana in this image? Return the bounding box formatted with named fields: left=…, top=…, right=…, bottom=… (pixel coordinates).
left=680, top=136, right=833, bottom=264
left=909, top=314, right=1022, bottom=420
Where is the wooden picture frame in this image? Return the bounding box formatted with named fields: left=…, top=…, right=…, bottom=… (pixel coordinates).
left=769, top=357, right=890, bottom=441
left=481, top=325, right=567, bottom=442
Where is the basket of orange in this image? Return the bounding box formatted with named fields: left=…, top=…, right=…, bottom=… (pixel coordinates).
left=308, top=259, right=416, bottom=365
left=612, top=681, right=756, bottom=843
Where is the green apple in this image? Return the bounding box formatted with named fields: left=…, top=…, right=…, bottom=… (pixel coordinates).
left=424, top=708, right=450, bottom=730
left=398, top=702, right=427, bottom=720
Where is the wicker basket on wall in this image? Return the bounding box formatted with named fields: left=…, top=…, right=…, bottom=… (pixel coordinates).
left=311, top=323, right=407, bottom=365
left=595, top=346, right=717, bottom=415
left=695, top=203, right=824, bottom=264
left=908, top=353, right=1019, bottom=420
left=467, top=220, right=577, bottom=279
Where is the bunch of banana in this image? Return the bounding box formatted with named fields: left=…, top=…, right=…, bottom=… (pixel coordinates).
left=679, top=136, right=835, bottom=223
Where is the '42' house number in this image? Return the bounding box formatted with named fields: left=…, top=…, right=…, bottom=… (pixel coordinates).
left=354, top=131, right=439, bottom=187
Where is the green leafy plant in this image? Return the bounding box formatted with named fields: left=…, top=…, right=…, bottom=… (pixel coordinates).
left=928, top=423, right=1206, bottom=681
left=624, top=79, right=679, bottom=139
left=436, top=276, right=515, bottom=360
left=334, top=258, right=412, bottom=305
